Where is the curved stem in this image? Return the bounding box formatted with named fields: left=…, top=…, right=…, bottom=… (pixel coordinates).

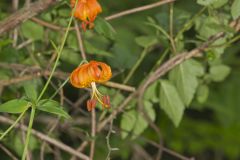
left=49, top=59, right=88, bottom=100
left=124, top=48, right=148, bottom=84
left=175, top=7, right=206, bottom=41
left=21, top=107, right=36, bottom=160
left=50, top=77, right=70, bottom=99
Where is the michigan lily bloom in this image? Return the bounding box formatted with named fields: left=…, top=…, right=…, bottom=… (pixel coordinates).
left=70, top=0, right=102, bottom=30
left=70, top=61, right=112, bottom=111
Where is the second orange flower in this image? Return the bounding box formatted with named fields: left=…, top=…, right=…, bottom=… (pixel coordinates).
left=70, top=0, right=102, bottom=30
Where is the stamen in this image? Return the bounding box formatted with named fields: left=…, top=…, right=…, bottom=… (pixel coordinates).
left=90, top=82, right=111, bottom=110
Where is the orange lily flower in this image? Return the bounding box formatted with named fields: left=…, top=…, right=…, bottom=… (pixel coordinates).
left=70, top=61, right=112, bottom=111
left=70, top=0, right=102, bottom=30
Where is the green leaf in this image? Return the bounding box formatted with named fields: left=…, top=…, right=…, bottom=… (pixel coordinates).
left=84, top=41, right=113, bottom=57
left=121, top=109, right=136, bottom=139
left=131, top=101, right=155, bottom=139
left=94, top=17, right=116, bottom=40
left=169, top=60, right=200, bottom=106
left=0, top=99, right=30, bottom=113
left=23, top=80, right=38, bottom=102
left=212, top=0, right=228, bottom=8
left=197, top=0, right=215, bottom=6
left=195, top=16, right=229, bottom=56
left=196, top=84, right=209, bottom=103
left=21, top=21, right=44, bottom=40
left=120, top=101, right=155, bottom=139
left=0, top=39, right=12, bottom=47
left=189, top=59, right=205, bottom=77
left=159, top=80, right=185, bottom=127
left=37, top=99, right=71, bottom=119
left=231, top=0, right=240, bottom=19
left=197, top=0, right=228, bottom=8
left=206, top=71, right=240, bottom=125
left=135, top=36, right=158, bottom=48
left=11, top=132, right=39, bottom=156
left=144, top=81, right=159, bottom=103
left=209, top=64, right=231, bottom=82
left=61, top=48, right=82, bottom=65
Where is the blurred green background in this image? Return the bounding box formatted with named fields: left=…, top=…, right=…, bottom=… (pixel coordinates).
left=0, top=0, right=240, bottom=159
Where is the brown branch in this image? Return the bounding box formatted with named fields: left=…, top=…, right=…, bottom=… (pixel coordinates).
left=0, top=143, right=18, bottom=160
left=74, top=20, right=87, bottom=60
left=105, top=0, right=176, bottom=21
left=31, top=17, right=68, bottom=31
left=70, top=141, right=89, bottom=160
left=12, top=0, right=19, bottom=47
left=1, top=0, right=175, bottom=34
left=133, top=144, right=153, bottom=160
left=0, top=0, right=58, bottom=36
left=103, top=81, right=136, bottom=92
left=0, top=116, right=90, bottom=160
left=145, top=139, right=193, bottom=160
left=89, top=109, right=96, bottom=160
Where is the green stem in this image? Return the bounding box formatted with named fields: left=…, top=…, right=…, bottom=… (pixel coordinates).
left=146, top=23, right=171, bottom=40
left=175, top=7, right=206, bottom=41
left=50, top=77, right=70, bottom=99
left=123, top=48, right=148, bottom=84
left=151, top=48, right=169, bottom=72
left=169, top=3, right=176, bottom=54
left=36, top=0, right=78, bottom=102
left=21, top=107, right=36, bottom=160
left=0, top=110, right=27, bottom=140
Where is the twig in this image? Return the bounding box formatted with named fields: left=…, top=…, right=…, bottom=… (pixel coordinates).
left=31, top=17, right=69, bottom=31
left=169, top=3, right=177, bottom=54
left=89, top=109, right=96, bottom=160
left=133, top=144, right=153, bottom=160
left=0, top=0, right=58, bottom=35
left=0, top=116, right=90, bottom=160
left=0, top=143, right=18, bottom=160
left=31, top=17, right=75, bottom=31
left=12, top=0, right=19, bottom=47
left=1, top=0, right=175, bottom=35
left=0, top=71, right=66, bottom=87
left=24, top=0, right=31, bottom=8
left=146, top=140, right=193, bottom=160
left=105, top=0, right=176, bottom=21
left=103, top=81, right=136, bottom=92
left=105, top=120, right=116, bottom=160
left=74, top=20, right=87, bottom=60
left=229, top=17, right=240, bottom=32
left=16, top=39, right=33, bottom=50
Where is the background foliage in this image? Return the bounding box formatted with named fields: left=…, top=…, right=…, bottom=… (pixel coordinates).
left=0, top=0, right=240, bottom=159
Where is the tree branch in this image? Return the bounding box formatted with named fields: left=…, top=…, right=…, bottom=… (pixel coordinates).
left=105, top=0, right=176, bottom=21
left=0, top=0, right=58, bottom=35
